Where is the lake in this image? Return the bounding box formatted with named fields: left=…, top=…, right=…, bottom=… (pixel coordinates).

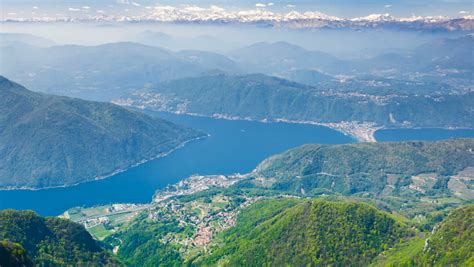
left=2, top=113, right=473, bottom=216
left=375, top=128, right=474, bottom=142
left=0, top=112, right=355, bottom=216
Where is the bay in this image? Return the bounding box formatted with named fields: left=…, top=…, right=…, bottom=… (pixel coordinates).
left=0, top=112, right=355, bottom=216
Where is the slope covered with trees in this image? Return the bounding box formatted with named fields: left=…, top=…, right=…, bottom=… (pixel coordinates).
left=0, top=76, right=204, bottom=189
left=374, top=204, right=474, bottom=266
left=252, top=139, right=474, bottom=198
left=198, top=199, right=407, bottom=266
left=422, top=204, right=474, bottom=265
left=0, top=210, right=119, bottom=266
left=0, top=240, right=33, bottom=267
left=120, top=73, right=474, bottom=129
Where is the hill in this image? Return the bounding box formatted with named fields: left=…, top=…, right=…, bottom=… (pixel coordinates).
left=198, top=199, right=407, bottom=266
left=118, top=73, right=474, bottom=129
left=0, top=76, right=204, bottom=189
left=0, top=209, right=119, bottom=266
left=253, top=139, right=474, bottom=199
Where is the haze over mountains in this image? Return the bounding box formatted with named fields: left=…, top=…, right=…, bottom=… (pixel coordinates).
left=0, top=76, right=203, bottom=189
left=2, top=34, right=472, bottom=100
left=2, top=33, right=472, bottom=144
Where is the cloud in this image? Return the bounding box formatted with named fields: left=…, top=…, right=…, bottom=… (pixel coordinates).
left=384, top=5, right=392, bottom=8
left=459, top=10, right=469, bottom=14
left=131, top=2, right=141, bottom=7
left=287, top=4, right=296, bottom=8
left=96, top=10, right=105, bottom=14
left=32, top=6, right=39, bottom=9
left=268, top=3, right=274, bottom=6
left=68, top=7, right=80, bottom=12
left=256, top=3, right=266, bottom=8
left=82, top=6, right=91, bottom=10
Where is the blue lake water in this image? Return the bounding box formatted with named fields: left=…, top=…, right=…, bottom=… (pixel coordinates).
left=0, top=112, right=355, bottom=216
left=1, top=112, right=473, bottom=216
left=375, top=128, right=474, bottom=142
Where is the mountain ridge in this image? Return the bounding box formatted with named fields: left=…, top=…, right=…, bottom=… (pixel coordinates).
left=0, top=76, right=205, bottom=189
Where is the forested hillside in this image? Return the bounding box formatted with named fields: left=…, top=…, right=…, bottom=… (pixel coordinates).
left=119, top=73, right=474, bottom=129
left=253, top=139, right=474, bottom=198
left=0, top=240, right=33, bottom=267
left=374, top=204, right=474, bottom=266
left=0, top=210, right=119, bottom=266
left=198, top=199, right=407, bottom=266
left=0, top=76, right=203, bottom=189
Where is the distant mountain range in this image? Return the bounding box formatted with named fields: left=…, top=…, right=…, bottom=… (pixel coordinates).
left=0, top=33, right=56, bottom=47
left=3, top=9, right=473, bottom=32
left=0, top=76, right=204, bottom=189
left=228, top=36, right=474, bottom=79
left=0, top=41, right=242, bottom=100
left=0, top=42, right=214, bottom=100
left=1, top=35, right=472, bottom=102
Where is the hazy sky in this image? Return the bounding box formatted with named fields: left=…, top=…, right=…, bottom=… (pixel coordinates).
left=1, top=0, right=473, bottom=18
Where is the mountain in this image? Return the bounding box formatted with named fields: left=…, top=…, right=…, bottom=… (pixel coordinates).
left=228, top=41, right=339, bottom=74
left=135, top=30, right=240, bottom=52
left=118, top=73, right=474, bottom=129
left=198, top=199, right=407, bottom=266
left=0, top=42, right=209, bottom=100
left=0, top=76, right=204, bottom=189
left=413, top=34, right=474, bottom=71
left=0, top=209, right=119, bottom=266
left=253, top=139, right=474, bottom=200
left=176, top=50, right=241, bottom=73
left=343, top=35, right=474, bottom=79
left=7, top=8, right=473, bottom=32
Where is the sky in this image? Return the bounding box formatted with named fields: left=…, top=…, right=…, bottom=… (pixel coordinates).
left=1, top=0, right=473, bottom=20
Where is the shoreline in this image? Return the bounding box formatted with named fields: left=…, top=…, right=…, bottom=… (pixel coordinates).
left=146, top=109, right=382, bottom=143
left=0, top=135, right=208, bottom=192
left=149, top=110, right=473, bottom=143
